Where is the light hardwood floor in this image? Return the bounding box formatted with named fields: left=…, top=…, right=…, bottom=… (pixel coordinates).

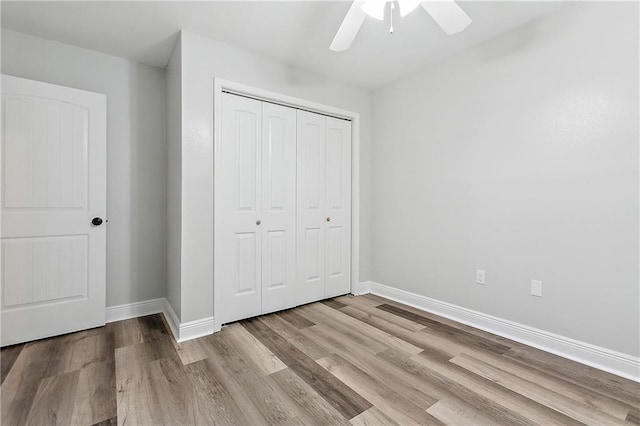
left=2, top=294, right=639, bottom=425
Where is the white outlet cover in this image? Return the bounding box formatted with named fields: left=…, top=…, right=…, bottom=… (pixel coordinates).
left=476, top=269, right=486, bottom=285
left=531, top=280, right=543, bottom=297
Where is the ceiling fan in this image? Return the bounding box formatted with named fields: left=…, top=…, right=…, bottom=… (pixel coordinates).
left=330, top=0, right=472, bottom=52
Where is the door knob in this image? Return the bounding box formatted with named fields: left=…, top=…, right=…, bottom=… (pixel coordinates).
left=326, top=217, right=331, bottom=222
left=256, top=220, right=262, bottom=225
left=91, top=217, right=103, bottom=226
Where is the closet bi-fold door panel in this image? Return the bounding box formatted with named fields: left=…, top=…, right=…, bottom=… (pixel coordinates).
left=296, top=111, right=327, bottom=305
left=325, top=117, right=352, bottom=298
left=218, top=93, right=263, bottom=324
left=261, top=103, right=297, bottom=314
left=296, top=111, right=352, bottom=303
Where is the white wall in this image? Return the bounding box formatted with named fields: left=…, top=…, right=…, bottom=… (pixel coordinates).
left=1, top=29, right=168, bottom=308
left=166, top=35, right=182, bottom=318
left=176, top=30, right=372, bottom=322
left=371, top=2, right=639, bottom=356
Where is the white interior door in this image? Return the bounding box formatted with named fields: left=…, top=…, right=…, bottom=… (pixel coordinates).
left=261, top=102, right=297, bottom=314
left=325, top=117, right=352, bottom=297
left=1, top=75, right=106, bottom=346
left=296, top=110, right=327, bottom=304
left=217, top=93, right=263, bottom=325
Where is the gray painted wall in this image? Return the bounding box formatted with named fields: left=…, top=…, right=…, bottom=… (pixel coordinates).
left=2, top=29, right=168, bottom=308
left=371, top=2, right=639, bottom=356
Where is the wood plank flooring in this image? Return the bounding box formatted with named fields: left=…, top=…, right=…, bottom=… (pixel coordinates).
left=2, top=294, right=639, bottom=425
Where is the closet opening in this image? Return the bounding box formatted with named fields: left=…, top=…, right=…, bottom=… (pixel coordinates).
left=213, top=79, right=361, bottom=332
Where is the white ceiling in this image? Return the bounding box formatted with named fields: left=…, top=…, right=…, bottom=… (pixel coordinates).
left=1, top=1, right=567, bottom=89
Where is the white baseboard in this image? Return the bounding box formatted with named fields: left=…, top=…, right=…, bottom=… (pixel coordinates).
left=162, top=299, right=181, bottom=341
left=105, top=298, right=165, bottom=323
left=162, top=299, right=214, bottom=343
left=177, top=316, right=216, bottom=342
left=362, top=281, right=640, bottom=382
left=105, top=298, right=214, bottom=344
left=351, top=281, right=373, bottom=295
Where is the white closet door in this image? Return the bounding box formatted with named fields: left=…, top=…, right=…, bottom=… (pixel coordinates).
left=261, top=103, right=297, bottom=313
left=296, top=111, right=326, bottom=304
left=325, top=117, right=352, bottom=297
left=1, top=75, right=106, bottom=346
left=217, top=93, right=263, bottom=325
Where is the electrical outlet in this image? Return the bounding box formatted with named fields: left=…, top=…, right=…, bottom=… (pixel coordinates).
left=531, top=280, right=542, bottom=297
left=476, top=269, right=486, bottom=285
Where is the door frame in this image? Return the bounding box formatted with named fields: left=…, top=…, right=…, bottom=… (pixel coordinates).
left=213, top=78, right=360, bottom=332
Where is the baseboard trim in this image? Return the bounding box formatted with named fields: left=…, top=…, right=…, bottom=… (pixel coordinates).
left=363, top=281, right=640, bottom=382
left=162, top=299, right=214, bottom=343
left=105, top=298, right=165, bottom=323
left=178, top=316, right=216, bottom=342
left=105, top=298, right=214, bottom=344
left=351, top=281, right=373, bottom=296
left=162, top=299, right=181, bottom=341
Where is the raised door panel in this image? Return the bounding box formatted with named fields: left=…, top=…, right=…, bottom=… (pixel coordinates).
left=261, top=103, right=297, bottom=313
left=2, top=236, right=87, bottom=308
left=3, top=97, right=88, bottom=209
left=296, top=110, right=326, bottom=304
left=235, top=232, right=259, bottom=295
left=325, top=117, right=352, bottom=298
left=216, top=93, right=262, bottom=325
left=1, top=75, right=106, bottom=346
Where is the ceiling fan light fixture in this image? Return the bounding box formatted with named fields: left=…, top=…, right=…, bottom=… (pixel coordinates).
left=398, top=0, right=421, bottom=17
left=361, top=0, right=387, bottom=20
left=331, top=0, right=471, bottom=52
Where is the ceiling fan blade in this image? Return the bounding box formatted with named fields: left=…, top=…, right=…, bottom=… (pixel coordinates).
left=398, top=0, right=421, bottom=17
left=420, top=0, right=471, bottom=35
left=330, top=1, right=367, bottom=52
left=361, top=0, right=386, bottom=20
